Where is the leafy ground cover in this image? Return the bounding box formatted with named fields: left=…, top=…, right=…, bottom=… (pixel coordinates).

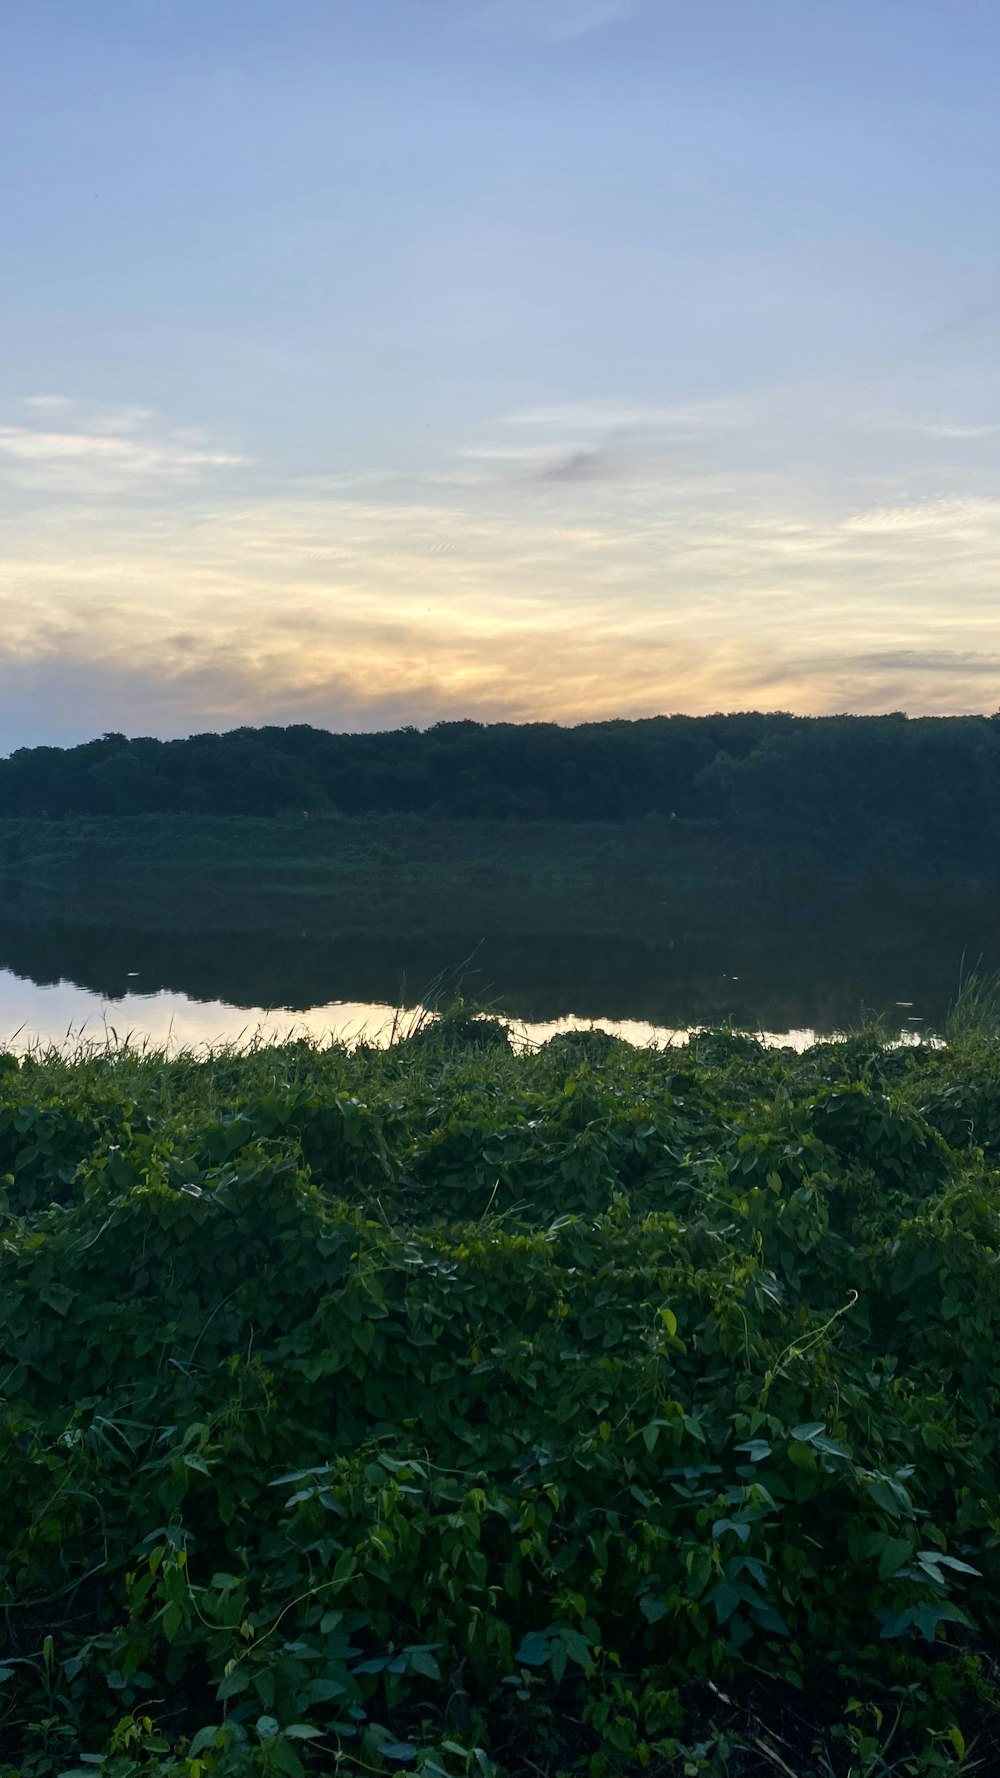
left=4, top=1014, right=1000, bottom=1776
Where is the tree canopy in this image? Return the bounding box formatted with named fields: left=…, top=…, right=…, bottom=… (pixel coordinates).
left=3, top=713, right=1000, bottom=866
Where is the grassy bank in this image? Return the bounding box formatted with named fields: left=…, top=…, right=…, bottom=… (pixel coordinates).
left=4, top=1015, right=1000, bottom=1775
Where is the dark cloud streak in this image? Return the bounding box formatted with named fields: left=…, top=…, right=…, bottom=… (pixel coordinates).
left=536, top=448, right=615, bottom=483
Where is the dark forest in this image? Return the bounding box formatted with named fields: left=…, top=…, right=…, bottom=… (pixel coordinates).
left=3, top=713, right=1000, bottom=867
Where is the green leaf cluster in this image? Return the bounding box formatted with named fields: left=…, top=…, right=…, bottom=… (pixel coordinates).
left=2, top=1026, right=1000, bottom=1775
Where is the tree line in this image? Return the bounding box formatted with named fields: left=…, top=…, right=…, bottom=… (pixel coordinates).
left=2, top=712, right=1000, bottom=864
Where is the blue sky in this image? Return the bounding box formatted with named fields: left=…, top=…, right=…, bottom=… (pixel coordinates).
left=3, top=0, right=999, bottom=746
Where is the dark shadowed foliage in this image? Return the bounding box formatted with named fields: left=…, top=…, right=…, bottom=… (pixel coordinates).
left=3, top=713, right=1000, bottom=868
left=4, top=1024, right=1000, bottom=1774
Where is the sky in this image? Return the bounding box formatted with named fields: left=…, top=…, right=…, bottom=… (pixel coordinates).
left=2, top=0, right=1000, bottom=749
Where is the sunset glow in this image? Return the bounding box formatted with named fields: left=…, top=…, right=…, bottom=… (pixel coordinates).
left=4, top=0, right=1000, bottom=745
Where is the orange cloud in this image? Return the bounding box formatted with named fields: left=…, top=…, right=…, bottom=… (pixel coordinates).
left=4, top=402, right=1000, bottom=742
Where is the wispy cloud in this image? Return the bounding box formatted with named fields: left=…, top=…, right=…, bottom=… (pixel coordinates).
left=911, top=423, right=996, bottom=440
left=0, top=402, right=249, bottom=496
left=872, top=417, right=997, bottom=441
left=468, top=0, right=631, bottom=45
left=454, top=439, right=623, bottom=484
left=847, top=649, right=1000, bottom=676
left=504, top=399, right=749, bottom=433
left=450, top=397, right=751, bottom=488
left=842, top=497, right=994, bottom=534
left=5, top=386, right=1000, bottom=748
left=740, top=648, right=1000, bottom=718
left=537, top=449, right=614, bottom=483
left=4, top=462, right=1000, bottom=746
left=920, top=291, right=1000, bottom=349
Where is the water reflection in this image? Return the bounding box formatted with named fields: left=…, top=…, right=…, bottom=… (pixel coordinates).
left=0, top=965, right=835, bottom=1056
left=1, top=878, right=997, bottom=1050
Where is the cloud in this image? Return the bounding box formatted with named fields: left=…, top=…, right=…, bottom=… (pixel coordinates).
left=468, top=0, right=631, bottom=44
left=453, top=440, right=622, bottom=484
left=0, top=403, right=249, bottom=496
left=4, top=462, right=1000, bottom=749
left=5, top=387, right=1000, bottom=748
left=738, top=648, right=1000, bottom=719
left=847, top=649, right=1000, bottom=676
left=451, top=397, right=751, bottom=488
left=872, top=417, right=997, bottom=441
left=536, top=448, right=615, bottom=482
left=912, top=424, right=996, bottom=440
left=505, top=399, right=749, bottom=433
left=842, top=497, right=995, bottom=534
left=920, top=291, right=1000, bottom=349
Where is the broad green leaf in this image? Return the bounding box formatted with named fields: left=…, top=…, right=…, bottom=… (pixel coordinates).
left=406, top=1645, right=442, bottom=1679
left=735, top=1439, right=772, bottom=1463
left=217, top=1667, right=250, bottom=1701
left=923, top=1552, right=981, bottom=1576
left=790, top=1422, right=826, bottom=1442
left=187, top=1727, right=222, bottom=1757
left=811, top=1433, right=851, bottom=1458
left=269, top=1739, right=305, bottom=1778
left=748, top=1599, right=789, bottom=1637
left=877, top=1537, right=913, bottom=1580
left=515, top=1630, right=552, bottom=1667
left=713, top=1516, right=750, bottom=1543
left=708, top=1583, right=742, bottom=1625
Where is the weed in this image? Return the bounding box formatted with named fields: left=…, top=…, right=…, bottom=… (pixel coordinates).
left=3, top=1025, right=1000, bottom=1775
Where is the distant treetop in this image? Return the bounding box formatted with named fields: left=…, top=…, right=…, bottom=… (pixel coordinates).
left=1, top=713, right=998, bottom=866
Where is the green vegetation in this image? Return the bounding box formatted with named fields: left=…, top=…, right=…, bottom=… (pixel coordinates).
left=1, top=716, right=790, bottom=822
left=3, top=712, right=1000, bottom=868
left=0, top=814, right=770, bottom=939
left=6, top=1012, right=1000, bottom=1775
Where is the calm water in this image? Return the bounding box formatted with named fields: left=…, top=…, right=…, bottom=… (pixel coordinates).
left=1, top=890, right=996, bottom=1052
left=0, top=973, right=785, bottom=1054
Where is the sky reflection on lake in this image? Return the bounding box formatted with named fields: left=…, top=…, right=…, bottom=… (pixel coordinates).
left=0, top=964, right=899, bottom=1058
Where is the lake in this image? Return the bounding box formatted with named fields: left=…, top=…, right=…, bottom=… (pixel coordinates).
left=1, top=893, right=994, bottom=1052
